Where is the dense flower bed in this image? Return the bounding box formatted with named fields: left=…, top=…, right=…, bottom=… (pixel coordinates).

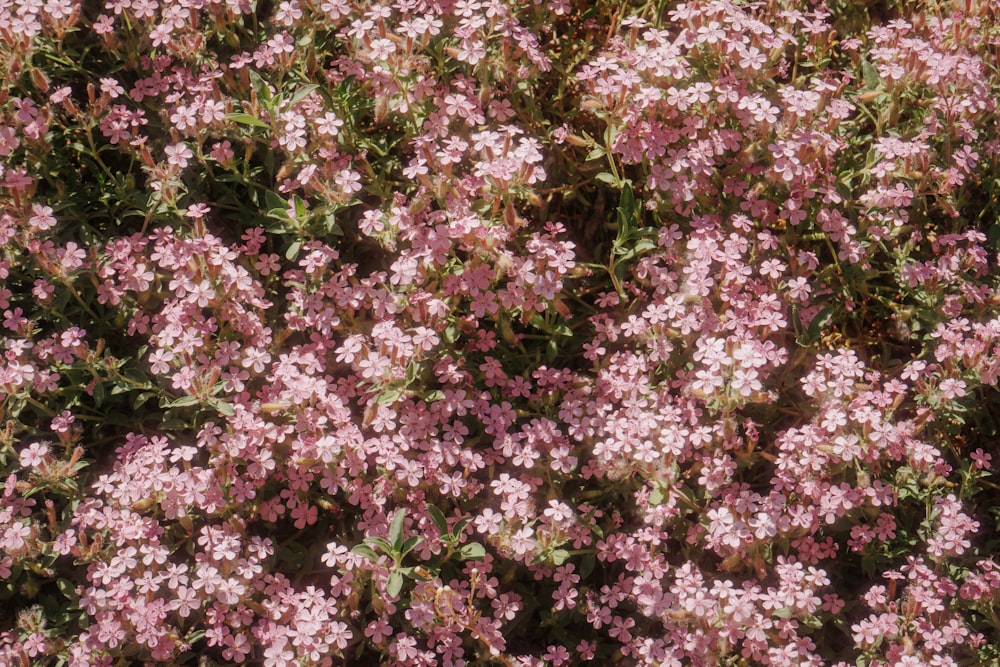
left=2, top=0, right=1000, bottom=664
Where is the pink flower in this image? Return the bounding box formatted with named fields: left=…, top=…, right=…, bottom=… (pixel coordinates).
left=32, top=279, right=56, bottom=301
left=731, top=368, right=762, bottom=397
left=53, top=530, right=77, bottom=556
left=20, top=442, right=49, bottom=467
left=543, top=644, right=571, bottom=665
left=29, top=203, right=57, bottom=230
left=165, top=142, right=193, bottom=168
left=328, top=621, right=353, bottom=650
left=51, top=410, right=75, bottom=433
left=210, top=140, right=234, bottom=163
left=148, top=348, right=174, bottom=374
left=971, top=448, right=992, bottom=470
left=335, top=169, right=362, bottom=193
left=364, top=618, right=392, bottom=644
left=59, top=242, right=87, bottom=269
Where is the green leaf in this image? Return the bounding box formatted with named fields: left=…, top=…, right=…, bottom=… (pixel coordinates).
left=616, top=183, right=638, bottom=243
left=92, top=381, right=106, bottom=407
left=165, top=395, right=200, bottom=408
left=248, top=69, right=274, bottom=106
left=376, top=387, right=403, bottom=405
left=285, top=240, right=302, bottom=261
left=595, top=171, right=617, bottom=185
left=613, top=244, right=634, bottom=258
left=799, top=305, right=834, bottom=345
left=802, top=615, right=823, bottom=629
left=422, top=390, right=445, bottom=403
left=862, top=59, right=880, bottom=90
left=277, top=541, right=309, bottom=568
left=405, top=361, right=420, bottom=384
left=529, top=314, right=571, bottom=336
left=56, top=578, right=77, bottom=600
left=324, top=212, right=343, bottom=236
left=351, top=544, right=379, bottom=561
left=266, top=222, right=291, bottom=234
left=265, top=190, right=288, bottom=212
left=365, top=536, right=393, bottom=553
left=388, top=508, right=406, bottom=550
left=549, top=549, right=570, bottom=565
left=284, top=83, right=319, bottom=109
left=400, top=535, right=424, bottom=556
left=772, top=607, right=793, bottom=618
left=387, top=570, right=403, bottom=597
left=631, top=238, right=657, bottom=254
left=426, top=504, right=449, bottom=535
left=226, top=112, right=270, bottom=128
left=208, top=399, right=236, bottom=417
left=457, top=542, right=486, bottom=561
left=292, top=194, right=308, bottom=220
left=580, top=553, right=596, bottom=579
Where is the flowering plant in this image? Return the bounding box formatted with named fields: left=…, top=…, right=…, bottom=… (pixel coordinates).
left=2, top=0, right=1000, bottom=665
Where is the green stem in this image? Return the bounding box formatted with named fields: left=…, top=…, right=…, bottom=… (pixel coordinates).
left=26, top=396, right=57, bottom=417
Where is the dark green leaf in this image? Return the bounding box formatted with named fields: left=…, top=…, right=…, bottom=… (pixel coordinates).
left=56, top=578, right=77, bottom=600
left=92, top=381, right=106, bottom=407
left=132, top=391, right=156, bottom=411
left=400, top=535, right=424, bottom=556
left=265, top=190, right=288, bottom=212
left=324, top=212, right=343, bottom=236
left=426, top=504, right=449, bottom=535
left=580, top=554, right=596, bottom=579
left=799, top=305, right=834, bottom=345
left=452, top=517, right=474, bottom=537
left=616, top=182, right=638, bottom=244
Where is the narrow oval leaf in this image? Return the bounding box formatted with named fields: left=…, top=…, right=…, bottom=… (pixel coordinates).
left=389, top=508, right=406, bottom=550
left=226, top=112, right=270, bottom=129
left=387, top=570, right=403, bottom=597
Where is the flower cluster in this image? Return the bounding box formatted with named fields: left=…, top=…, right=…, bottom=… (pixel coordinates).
left=1, top=0, right=1000, bottom=665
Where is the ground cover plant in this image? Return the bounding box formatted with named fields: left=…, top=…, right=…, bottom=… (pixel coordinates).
left=2, top=0, right=1000, bottom=664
